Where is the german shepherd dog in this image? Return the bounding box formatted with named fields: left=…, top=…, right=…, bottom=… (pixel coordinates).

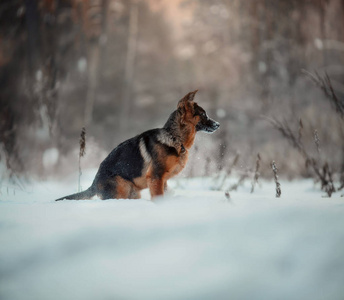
left=56, top=90, right=219, bottom=201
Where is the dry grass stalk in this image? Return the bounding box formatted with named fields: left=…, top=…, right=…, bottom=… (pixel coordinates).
left=314, top=129, right=320, bottom=153
left=224, top=191, right=231, bottom=201
left=319, top=162, right=335, bottom=197
left=79, top=127, right=86, bottom=158
left=302, top=69, right=344, bottom=196
left=204, top=156, right=211, bottom=176
left=229, top=153, right=240, bottom=173
left=264, top=117, right=307, bottom=158
left=227, top=172, right=249, bottom=192
left=266, top=117, right=336, bottom=197
left=298, top=118, right=303, bottom=144
left=251, top=153, right=261, bottom=193
left=213, top=153, right=240, bottom=191
left=78, top=127, right=86, bottom=192
left=339, top=173, right=344, bottom=191
left=271, top=160, right=281, bottom=198
left=302, top=70, right=344, bottom=119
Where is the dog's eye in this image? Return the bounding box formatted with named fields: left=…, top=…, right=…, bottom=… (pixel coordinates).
left=201, top=112, right=206, bottom=117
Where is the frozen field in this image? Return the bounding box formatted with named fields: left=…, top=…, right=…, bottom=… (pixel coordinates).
left=1, top=170, right=344, bottom=300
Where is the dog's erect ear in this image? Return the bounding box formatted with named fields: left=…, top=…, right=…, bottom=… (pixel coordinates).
left=178, top=90, right=198, bottom=111
left=183, top=90, right=198, bottom=102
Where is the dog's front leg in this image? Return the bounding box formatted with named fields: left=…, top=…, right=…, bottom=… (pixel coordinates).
left=147, top=176, right=165, bottom=199
left=146, top=165, right=165, bottom=199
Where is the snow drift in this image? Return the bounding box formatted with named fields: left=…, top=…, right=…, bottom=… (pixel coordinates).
left=1, top=172, right=344, bottom=300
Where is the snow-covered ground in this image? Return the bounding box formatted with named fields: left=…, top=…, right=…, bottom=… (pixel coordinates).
left=1, top=170, right=344, bottom=300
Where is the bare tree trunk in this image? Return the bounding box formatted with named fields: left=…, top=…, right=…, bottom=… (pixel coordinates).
left=120, top=0, right=138, bottom=132
left=84, top=0, right=108, bottom=126
left=341, top=0, right=344, bottom=42
left=319, top=0, right=328, bottom=66
left=99, top=0, right=109, bottom=70
left=84, top=44, right=100, bottom=126
left=24, top=0, right=41, bottom=75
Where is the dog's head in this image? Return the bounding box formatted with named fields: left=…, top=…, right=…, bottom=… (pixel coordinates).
left=178, top=90, right=220, bottom=133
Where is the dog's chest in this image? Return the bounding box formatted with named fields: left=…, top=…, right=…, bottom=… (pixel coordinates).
left=133, top=146, right=189, bottom=189
left=178, top=147, right=188, bottom=169
left=166, top=150, right=189, bottom=178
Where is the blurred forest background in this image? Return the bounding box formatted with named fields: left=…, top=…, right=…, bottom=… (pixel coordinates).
left=1, top=0, right=344, bottom=185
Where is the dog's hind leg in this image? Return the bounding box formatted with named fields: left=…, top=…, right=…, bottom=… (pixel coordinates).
left=115, top=176, right=139, bottom=199
left=98, top=176, right=141, bottom=200
left=97, top=179, right=117, bottom=200
left=129, top=188, right=141, bottom=199
left=96, top=176, right=124, bottom=200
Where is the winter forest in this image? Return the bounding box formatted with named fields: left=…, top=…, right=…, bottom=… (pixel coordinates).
left=1, top=1, right=344, bottom=300
left=0, top=0, right=343, bottom=185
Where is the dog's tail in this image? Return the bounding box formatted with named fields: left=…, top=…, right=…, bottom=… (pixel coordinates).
left=55, top=186, right=96, bottom=201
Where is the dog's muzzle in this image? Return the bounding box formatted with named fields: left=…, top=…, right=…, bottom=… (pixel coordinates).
left=207, top=120, right=220, bottom=133
left=196, top=118, right=220, bottom=133
left=212, top=121, right=220, bottom=131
